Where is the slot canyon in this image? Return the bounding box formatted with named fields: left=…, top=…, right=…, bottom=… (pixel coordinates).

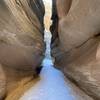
left=0, top=0, right=100, bottom=100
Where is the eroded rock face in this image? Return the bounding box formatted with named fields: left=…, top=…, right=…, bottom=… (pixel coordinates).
left=0, top=0, right=45, bottom=99
left=51, top=0, right=100, bottom=99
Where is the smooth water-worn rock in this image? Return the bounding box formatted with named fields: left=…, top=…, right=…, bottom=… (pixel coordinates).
left=51, top=0, right=100, bottom=99
left=20, top=31, right=93, bottom=100
left=0, top=0, right=45, bottom=99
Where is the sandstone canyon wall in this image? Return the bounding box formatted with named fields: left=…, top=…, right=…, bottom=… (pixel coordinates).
left=51, top=0, right=100, bottom=99
left=0, top=0, right=45, bottom=99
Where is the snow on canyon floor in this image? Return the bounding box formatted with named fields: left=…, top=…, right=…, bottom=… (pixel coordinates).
left=20, top=31, right=93, bottom=100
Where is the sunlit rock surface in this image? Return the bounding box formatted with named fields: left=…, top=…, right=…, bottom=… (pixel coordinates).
left=0, top=0, right=45, bottom=99
left=51, top=0, right=100, bottom=99
left=43, top=0, right=52, bottom=30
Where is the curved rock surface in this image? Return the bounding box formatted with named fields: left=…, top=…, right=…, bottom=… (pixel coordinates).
left=0, top=0, right=45, bottom=99
left=51, top=0, right=100, bottom=99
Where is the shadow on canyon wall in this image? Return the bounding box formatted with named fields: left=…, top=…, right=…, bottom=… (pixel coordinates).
left=50, top=0, right=100, bottom=100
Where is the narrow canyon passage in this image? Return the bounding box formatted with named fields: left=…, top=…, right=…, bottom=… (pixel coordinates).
left=0, top=0, right=100, bottom=99
left=20, top=30, right=93, bottom=100
left=19, top=1, right=93, bottom=99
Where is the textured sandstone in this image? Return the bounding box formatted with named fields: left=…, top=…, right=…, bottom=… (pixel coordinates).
left=0, top=0, right=45, bottom=99
left=51, top=0, right=100, bottom=99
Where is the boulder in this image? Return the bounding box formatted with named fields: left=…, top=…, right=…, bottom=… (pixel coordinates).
left=0, top=0, right=45, bottom=99
left=51, top=0, right=100, bottom=99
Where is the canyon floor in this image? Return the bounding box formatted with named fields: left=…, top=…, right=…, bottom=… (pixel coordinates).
left=20, top=31, right=93, bottom=100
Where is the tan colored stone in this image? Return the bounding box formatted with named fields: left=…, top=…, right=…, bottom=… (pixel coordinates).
left=51, top=0, right=100, bottom=99
left=0, top=0, right=45, bottom=99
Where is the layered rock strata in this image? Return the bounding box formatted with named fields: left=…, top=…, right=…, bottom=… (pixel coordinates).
left=51, top=0, right=100, bottom=99
left=0, top=0, right=45, bottom=99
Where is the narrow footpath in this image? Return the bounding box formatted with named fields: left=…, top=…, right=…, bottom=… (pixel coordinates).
left=20, top=31, right=93, bottom=100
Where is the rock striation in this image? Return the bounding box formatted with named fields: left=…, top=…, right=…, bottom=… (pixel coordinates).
left=51, top=0, right=100, bottom=99
left=0, top=0, right=45, bottom=99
